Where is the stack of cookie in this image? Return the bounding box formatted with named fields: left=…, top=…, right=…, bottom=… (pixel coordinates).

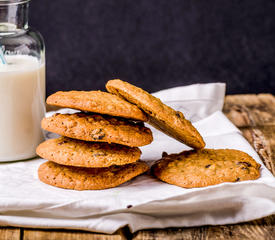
left=36, top=91, right=153, bottom=190
left=37, top=79, right=261, bottom=190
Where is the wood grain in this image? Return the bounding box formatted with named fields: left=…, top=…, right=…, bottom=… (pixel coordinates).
left=23, top=228, right=126, bottom=240
left=133, top=215, right=275, bottom=240
left=0, top=227, right=20, bottom=240
left=242, top=126, right=275, bottom=175
left=223, top=94, right=275, bottom=127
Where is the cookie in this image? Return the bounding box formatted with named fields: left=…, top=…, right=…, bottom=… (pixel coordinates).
left=36, top=137, right=141, bottom=168
left=106, top=79, right=205, bottom=149
left=38, top=160, right=149, bottom=190
left=41, top=113, right=153, bottom=147
left=46, top=90, right=147, bottom=121
left=151, top=149, right=261, bottom=188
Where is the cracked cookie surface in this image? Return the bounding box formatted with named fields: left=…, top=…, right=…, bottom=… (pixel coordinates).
left=151, top=149, right=261, bottom=188
left=106, top=79, right=205, bottom=149
left=36, top=137, right=141, bottom=168
left=41, top=113, right=153, bottom=147
left=46, top=90, right=147, bottom=121
left=38, top=160, right=149, bottom=190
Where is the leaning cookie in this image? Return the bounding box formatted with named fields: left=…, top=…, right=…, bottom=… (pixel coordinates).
left=41, top=113, right=153, bottom=147
left=106, top=79, right=205, bottom=149
left=36, top=137, right=141, bottom=168
left=151, top=149, right=261, bottom=188
left=38, top=160, right=149, bottom=190
left=46, top=90, right=147, bottom=121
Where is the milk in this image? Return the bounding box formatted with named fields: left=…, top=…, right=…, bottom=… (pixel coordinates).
left=0, top=55, right=45, bottom=161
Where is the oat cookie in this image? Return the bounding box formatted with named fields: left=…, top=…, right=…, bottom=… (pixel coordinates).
left=41, top=113, right=153, bottom=147
left=38, top=160, right=149, bottom=190
left=106, top=79, right=205, bottom=149
left=46, top=90, right=147, bottom=121
left=151, top=149, right=261, bottom=188
left=36, top=137, right=141, bottom=168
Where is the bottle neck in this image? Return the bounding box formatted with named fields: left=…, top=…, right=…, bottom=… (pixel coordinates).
left=0, top=0, right=29, bottom=33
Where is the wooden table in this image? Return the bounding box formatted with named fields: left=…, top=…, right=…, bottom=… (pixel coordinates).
left=1, top=94, right=274, bottom=240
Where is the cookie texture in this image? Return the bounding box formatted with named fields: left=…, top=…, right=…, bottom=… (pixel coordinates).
left=41, top=113, right=153, bottom=147
left=106, top=79, right=205, bottom=149
left=36, top=137, right=141, bottom=168
left=151, top=149, right=261, bottom=188
left=38, top=160, right=149, bottom=190
left=46, top=90, right=147, bottom=121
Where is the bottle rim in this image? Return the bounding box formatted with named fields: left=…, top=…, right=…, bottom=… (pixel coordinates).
left=0, top=0, right=30, bottom=6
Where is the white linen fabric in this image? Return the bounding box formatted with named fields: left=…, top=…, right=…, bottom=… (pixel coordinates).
left=0, top=83, right=275, bottom=234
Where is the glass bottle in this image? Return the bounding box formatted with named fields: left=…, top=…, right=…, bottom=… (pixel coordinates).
left=0, top=0, right=46, bottom=161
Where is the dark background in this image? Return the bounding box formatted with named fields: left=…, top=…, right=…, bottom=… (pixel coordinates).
left=29, top=0, right=275, bottom=96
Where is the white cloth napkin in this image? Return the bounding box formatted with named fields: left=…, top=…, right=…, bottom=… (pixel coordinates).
left=0, top=83, right=275, bottom=234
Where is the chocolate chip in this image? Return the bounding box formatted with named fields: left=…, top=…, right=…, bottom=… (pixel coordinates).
left=93, top=152, right=107, bottom=157
left=176, top=111, right=181, bottom=118
left=205, top=164, right=211, bottom=168
left=136, top=121, right=145, bottom=127
left=162, top=152, right=168, bottom=157
left=127, top=205, right=133, bottom=209
left=96, top=134, right=105, bottom=140
left=237, top=162, right=252, bottom=167
left=235, top=177, right=240, bottom=182
left=91, top=129, right=105, bottom=140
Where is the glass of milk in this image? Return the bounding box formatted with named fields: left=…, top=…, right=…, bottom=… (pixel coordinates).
left=0, top=0, right=45, bottom=161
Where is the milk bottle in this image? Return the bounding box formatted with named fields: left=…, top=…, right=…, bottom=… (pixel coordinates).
left=0, top=0, right=46, bottom=161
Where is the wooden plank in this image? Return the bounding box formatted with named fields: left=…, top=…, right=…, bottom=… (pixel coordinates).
left=223, top=94, right=275, bottom=128
left=133, top=215, right=275, bottom=240
left=133, top=227, right=204, bottom=240
left=23, top=228, right=127, bottom=240
left=0, top=227, right=21, bottom=240
left=203, top=215, right=275, bottom=240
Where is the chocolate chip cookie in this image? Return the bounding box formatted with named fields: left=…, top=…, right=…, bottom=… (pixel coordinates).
left=36, top=137, right=141, bottom=168
left=106, top=79, right=205, bottom=149
left=47, top=90, right=147, bottom=121
left=151, top=149, right=261, bottom=188
left=41, top=113, right=153, bottom=147
left=38, top=160, right=149, bottom=190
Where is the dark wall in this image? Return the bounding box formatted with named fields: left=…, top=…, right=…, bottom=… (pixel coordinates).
left=29, top=0, right=275, bottom=96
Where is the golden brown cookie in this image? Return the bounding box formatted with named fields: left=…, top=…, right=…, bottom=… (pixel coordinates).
left=106, top=79, right=205, bottom=149
left=38, top=160, right=149, bottom=190
left=36, top=137, right=141, bottom=168
left=46, top=90, right=147, bottom=121
left=41, top=113, right=153, bottom=147
left=151, top=149, right=261, bottom=188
